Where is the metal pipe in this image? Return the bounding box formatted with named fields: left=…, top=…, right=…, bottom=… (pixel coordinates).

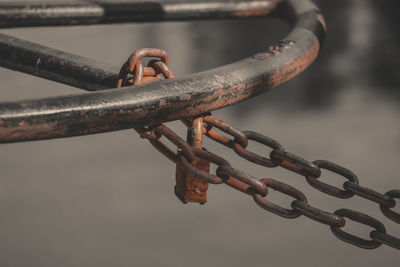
left=0, top=0, right=326, bottom=143
left=0, top=0, right=282, bottom=29
left=0, top=34, right=119, bottom=91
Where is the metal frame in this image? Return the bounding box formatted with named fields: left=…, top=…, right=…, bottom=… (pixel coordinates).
left=0, top=0, right=326, bottom=143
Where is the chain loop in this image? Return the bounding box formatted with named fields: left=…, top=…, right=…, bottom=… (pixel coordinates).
left=135, top=126, right=179, bottom=161
left=370, top=231, right=400, bottom=250
left=178, top=147, right=227, bottom=184
left=330, top=209, right=386, bottom=249
left=233, top=131, right=283, bottom=168
left=380, top=190, right=400, bottom=223
left=120, top=48, right=399, bottom=251
left=132, top=61, right=145, bottom=86
left=270, top=149, right=321, bottom=177
left=217, top=165, right=268, bottom=196
left=291, top=201, right=345, bottom=227
left=306, top=160, right=358, bottom=199
left=117, top=48, right=169, bottom=87
left=343, top=182, right=396, bottom=207
left=254, top=178, right=307, bottom=218
left=148, top=59, right=175, bottom=79
left=153, top=125, right=196, bottom=162
left=203, top=116, right=248, bottom=148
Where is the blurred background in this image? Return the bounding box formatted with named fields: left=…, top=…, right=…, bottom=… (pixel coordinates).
left=0, top=0, right=399, bottom=266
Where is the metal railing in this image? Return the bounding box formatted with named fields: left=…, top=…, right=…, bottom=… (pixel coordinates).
left=0, top=0, right=324, bottom=143
left=1, top=0, right=399, bottom=251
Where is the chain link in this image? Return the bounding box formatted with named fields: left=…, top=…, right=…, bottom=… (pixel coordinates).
left=117, top=49, right=400, bottom=251
left=254, top=178, right=307, bottom=218
left=330, top=209, right=387, bottom=249
left=233, top=131, right=283, bottom=168
left=306, top=160, right=359, bottom=199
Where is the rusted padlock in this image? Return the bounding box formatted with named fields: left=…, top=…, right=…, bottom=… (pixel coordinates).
left=175, top=117, right=209, bottom=204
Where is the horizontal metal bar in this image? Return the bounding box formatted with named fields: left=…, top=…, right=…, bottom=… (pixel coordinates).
left=0, top=0, right=326, bottom=143
left=0, top=33, right=119, bottom=91
left=0, top=0, right=281, bottom=29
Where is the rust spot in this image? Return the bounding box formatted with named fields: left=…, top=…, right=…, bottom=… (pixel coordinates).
left=159, top=99, right=167, bottom=108
left=175, top=157, right=209, bottom=204
left=254, top=40, right=295, bottom=60
left=0, top=121, right=66, bottom=143
left=175, top=117, right=209, bottom=204
left=214, top=74, right=224, bottom=84
left=179, top=94, right=191, bottom=101
left=133, top=108, right=148, bottom=118
left=268, top=39, right=319, bottom=88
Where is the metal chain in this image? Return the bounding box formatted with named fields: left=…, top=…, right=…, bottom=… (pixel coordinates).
left=117, top=49, right=400, bottom=250
left=201, top=115, right=400, bottom=249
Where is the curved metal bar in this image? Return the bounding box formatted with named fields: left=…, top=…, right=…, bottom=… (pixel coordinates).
left=0, top=0, right=282, bottom=29
left=0, top=0, right=326, bottom=143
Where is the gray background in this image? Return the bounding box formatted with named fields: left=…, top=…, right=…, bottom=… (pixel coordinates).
left=0, top=0, right=399, bottom=266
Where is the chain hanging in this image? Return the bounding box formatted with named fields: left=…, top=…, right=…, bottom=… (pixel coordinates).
left=117, top=49, right=400, bottom=251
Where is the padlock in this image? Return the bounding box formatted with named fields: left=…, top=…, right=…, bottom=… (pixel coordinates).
left=175, top=117, right=209, bottom=204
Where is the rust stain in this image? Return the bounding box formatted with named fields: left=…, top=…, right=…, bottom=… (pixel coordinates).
left=159, top=99, right=167, bottom=108
left=255, top=40, right=295, bottom=60
left=268, top=39, right=319, bottom=88
left=179, top=94, right=191, bottom=101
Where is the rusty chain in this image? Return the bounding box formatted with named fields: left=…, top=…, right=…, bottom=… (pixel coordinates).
left=116, top=49, right=400, bottom=250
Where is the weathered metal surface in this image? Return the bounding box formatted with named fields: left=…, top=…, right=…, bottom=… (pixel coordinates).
left=0, top=0, right=397, bottom=253
left=233, top=131, right=283, bottom=167
left=117, top=48, right=170, bottom=88
left=0, top=0, right=282, bottom=29
left=175, top=117, right=209, bottom=204
left=117, top=49, right=210, bottom=204
left=178, top=146, right=226, bottom=185
left=370, top=231, right=400, bottom=250
left=0, top=0, right=326, bottom=143
left=254, top=178, right=307, bottom=218
left=330, top=209, right=386, bottom=249
left=270, top=149, right=322, bottom=177
left=137, top=111, right=400, bottom=250
left=0, top=33, right=119, bottom=90
left=305, top=160, right=359, bottom=199
left=379, top=190, right=400, bottom=223
left=204, top=115, right=248, bottom=148
left=291, top=201, right=346, bottom=227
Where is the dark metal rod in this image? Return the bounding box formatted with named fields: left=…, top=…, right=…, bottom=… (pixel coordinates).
left=0, top=0, right=281, bottom=29
left=0, top=34, right=119, bottom=91
left=0, top=0, right=326, bottom=143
